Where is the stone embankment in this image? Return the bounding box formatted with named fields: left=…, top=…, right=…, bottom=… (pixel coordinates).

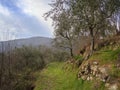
left=78, top=61, right=120, bottom=90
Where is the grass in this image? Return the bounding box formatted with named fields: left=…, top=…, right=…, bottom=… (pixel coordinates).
left=110, top=65, right=120, bottom=78
left=90, top=48, right=120, bottom=64
left=34, top=62, right=105, bottom=90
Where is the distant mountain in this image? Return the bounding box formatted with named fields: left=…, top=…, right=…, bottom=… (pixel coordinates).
left=0, top=37, right=53, bottom=52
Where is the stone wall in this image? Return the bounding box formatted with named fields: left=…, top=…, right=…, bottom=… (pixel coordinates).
left=78, top=61, right=120, bottom=90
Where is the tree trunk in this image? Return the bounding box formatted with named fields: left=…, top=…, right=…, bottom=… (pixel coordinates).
left=90, top=27, right=95, bottom=55
left=90, top=37, right=94, bottom=54
left=70, top=48, right=74, bottom=57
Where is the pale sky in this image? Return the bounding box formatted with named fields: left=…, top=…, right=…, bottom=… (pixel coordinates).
left=0, top=0, right=53, bottom=41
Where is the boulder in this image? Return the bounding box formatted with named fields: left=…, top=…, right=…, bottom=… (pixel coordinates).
left=78, top=61, right=110, bottom=82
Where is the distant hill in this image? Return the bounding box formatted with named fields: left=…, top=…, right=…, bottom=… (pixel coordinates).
left=0, top=37, right=53, bottom=52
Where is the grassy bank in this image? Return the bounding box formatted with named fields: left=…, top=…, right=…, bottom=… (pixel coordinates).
left=34, top=62, right=105, bottom=90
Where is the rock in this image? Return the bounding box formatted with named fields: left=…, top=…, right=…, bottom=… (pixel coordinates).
left=89, top=76, right=93, bottom=80
left=96, top=74, right=101, bottom=79
left=91, top=65, right=98, bottom=76
left=108, top=83, right=118, bottom=90
left=78, top=61, right=111, bottom=83
left=93, top=61, right=99, bottom=65
left=99, top=67, right=108, bottom=75
left=99, top=67, right=105, bottom=73
left=81, top=76, right=87, bottom=80
left=81, top=66, right=85, bottom=70
left=87, top=77, right=90, bottom=81
left=98, top=67, right=110, bottom=82
left=91, top=65, right=98, bottom=71
left=102, top=79, right=106, bottom=82
left=105, top=83, right=110, bottom=87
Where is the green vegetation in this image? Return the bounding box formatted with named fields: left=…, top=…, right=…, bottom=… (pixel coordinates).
left=90, top=48, right=120, bottom=64
left=34, top=62, right=106, bottom=90
left=111, top=65, right=120, bottom=78
left=0, top=46, right=69, bottom=90
left=74, top=55, right=84, bottom=61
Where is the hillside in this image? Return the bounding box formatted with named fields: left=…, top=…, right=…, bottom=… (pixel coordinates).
left=0, top=37, right=53, bottom=51
left=0, top=36, right=119, bottom=90
left=34, top=61, right=106, bottom=90
left=14, top=37, right=53, bottom=47
left=34, top=62, right=96, bottom=90
left=34, top=46, right=120, bottom=90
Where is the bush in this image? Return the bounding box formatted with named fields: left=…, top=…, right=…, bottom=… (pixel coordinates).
left=0, top=45, right=69, bottom=90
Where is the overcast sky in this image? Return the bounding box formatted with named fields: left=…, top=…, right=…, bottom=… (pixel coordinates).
left=0, top=0, right=53, bottom=41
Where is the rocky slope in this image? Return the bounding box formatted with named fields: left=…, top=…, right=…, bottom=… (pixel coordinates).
left=78, top=60, right=120, bottom=90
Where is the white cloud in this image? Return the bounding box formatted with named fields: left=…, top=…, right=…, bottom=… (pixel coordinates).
left=0, top=15, right=20, bottom=41
left=0, top=5, right=15, bottom=41
left=17, top=0, right=54, bottom=35
left=0, top=0, right=54, bottom=41
left=0, top=5, right=29, bottom=41
left=0, top=4, right=10, bottom=16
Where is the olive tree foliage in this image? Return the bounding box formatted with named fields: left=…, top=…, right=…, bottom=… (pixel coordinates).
left=54, top=11, right=75, bottom=57
left=71, top=0, right=120, bottom=54
left=45, top=0, right=120, bottom=56
left=45, top=0, right=76, bottom=57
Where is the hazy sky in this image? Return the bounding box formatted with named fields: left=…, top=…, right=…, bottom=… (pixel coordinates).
left=0, top=0, right=53, bottom=41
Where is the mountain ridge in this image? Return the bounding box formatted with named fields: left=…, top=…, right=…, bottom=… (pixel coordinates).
left=0, top=36, right=53, bottom=51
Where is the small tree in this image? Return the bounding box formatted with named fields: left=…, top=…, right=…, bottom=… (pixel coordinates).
left=54, top=11, right=76, bottom=57
left=71, top=0, right=120, bottom=54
